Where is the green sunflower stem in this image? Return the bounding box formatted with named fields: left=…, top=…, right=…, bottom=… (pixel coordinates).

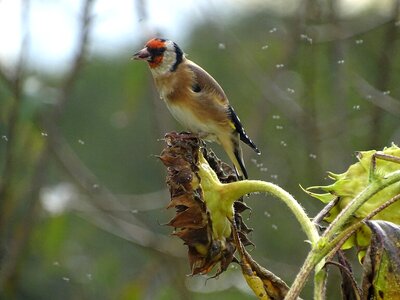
left=283, top=250, right=322, bottom=300
left=288, top=170, right=400, bottom=300
left=222, top=179, right=319, bottom=244
left=220, top=179, right=323, bottom=299
left=313, top=266, right=327, bottom=300
left=323, top=170, right=400, bottom=242
left=221, top=171, right=400, bottom=299
left=197, top=152, right=321, bottom=299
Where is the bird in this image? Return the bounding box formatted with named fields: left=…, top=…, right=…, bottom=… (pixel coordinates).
left=132, top=38, right=260, bottom=179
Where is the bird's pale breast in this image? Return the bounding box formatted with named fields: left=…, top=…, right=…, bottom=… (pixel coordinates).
left=166, top=101, right=219, bottom=142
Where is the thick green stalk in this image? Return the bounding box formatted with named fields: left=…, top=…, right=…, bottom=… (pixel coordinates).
left=222, top=180, right=319, bottom=244
left=323, top=170, right=400, bottom=242
left=286, top=170, right=400, bottom=300
left=285, top=250, right=321, bottom=300
left=313, top=267, right=327, bottom=300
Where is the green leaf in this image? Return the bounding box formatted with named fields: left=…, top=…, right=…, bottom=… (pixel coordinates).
left=300, top=185, right=336, bottom=203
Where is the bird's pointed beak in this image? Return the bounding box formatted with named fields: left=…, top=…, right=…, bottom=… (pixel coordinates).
left=132, top=47, right=151, bottom=60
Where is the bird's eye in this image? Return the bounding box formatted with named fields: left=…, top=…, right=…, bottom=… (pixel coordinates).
left=148, top=47, right=166, bottom=56
left=192, top=83, right=201, bottom=93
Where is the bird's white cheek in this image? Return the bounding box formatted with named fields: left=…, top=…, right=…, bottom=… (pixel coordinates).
left=149, top=51, right=177, bottom=76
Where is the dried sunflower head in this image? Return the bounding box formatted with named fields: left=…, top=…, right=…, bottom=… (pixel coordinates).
left=159, top=132, right=253, bottom=276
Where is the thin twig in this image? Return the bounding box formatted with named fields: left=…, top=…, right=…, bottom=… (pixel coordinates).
left=0, top=146, right=50, bottom=290
left=0, top=0, right=96, bottom=294
left=324, top=260, right=362, bottom=300
left=55, top=0, right=95, bottom=116
left=313, top=197, right=340, bottom=226
left=0, top=64, right=14, bottom=92
left=0, top=0, right=30, bottom=229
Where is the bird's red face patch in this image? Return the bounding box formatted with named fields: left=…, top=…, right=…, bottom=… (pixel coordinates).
left=145, top=38, right=166, bottom=68
left=148, top=55, right=163, bottom=68
left=146, top=38, right=166, bottom=50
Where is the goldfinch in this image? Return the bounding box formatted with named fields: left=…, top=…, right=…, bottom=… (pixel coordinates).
left=132, top=38, right=260, bottom=179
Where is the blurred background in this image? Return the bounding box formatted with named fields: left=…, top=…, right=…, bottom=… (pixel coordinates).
left=0, top=0, right=399, bottom=299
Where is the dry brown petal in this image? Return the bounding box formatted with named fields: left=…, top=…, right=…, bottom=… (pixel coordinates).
left=166, top=194, right=194, bottom=209
left=173, top=227, right=210, bottom=247
left=167, top=206, right=207, bottom=229
left=160, top=132, right=253, bottom=277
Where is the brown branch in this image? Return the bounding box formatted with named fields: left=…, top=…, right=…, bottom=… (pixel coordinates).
left=2, top=0, right=182, bottom=286
left=353, top=74, right=400, bottom=117
left=324, top=260, right=362, bottom=300
left=0, top=0, right=96, bottom=294
left=0, top=146, right=50, bottom=295
left=0, top=0, right=30, bottom=229
left=54, top=0, right=95, bottom=116
left=313, top=197, right=340, bottom=226
left=0, top=64, right=15, bottom=92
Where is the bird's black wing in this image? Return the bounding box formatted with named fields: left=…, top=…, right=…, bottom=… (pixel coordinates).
left=228, top=105, right=260, bottom=154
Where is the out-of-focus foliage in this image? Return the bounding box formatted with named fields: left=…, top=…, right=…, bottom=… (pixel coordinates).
left=0, top=0, right=399, bottom=299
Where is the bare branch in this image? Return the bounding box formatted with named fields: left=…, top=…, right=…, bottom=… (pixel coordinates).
left=0, top=0, right=31, bottom=227
left=53, top=0, right=95, bottom=117
left=313, top=197, right=340, bottom=226
left=0, top=0, right=97, bottom=293
left=353, top=73, right=400, bottom=117
left=0, top=64, right=15, bottom=92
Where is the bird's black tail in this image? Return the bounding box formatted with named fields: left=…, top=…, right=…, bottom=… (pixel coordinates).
left=233, top=144, right=248, bottom=179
